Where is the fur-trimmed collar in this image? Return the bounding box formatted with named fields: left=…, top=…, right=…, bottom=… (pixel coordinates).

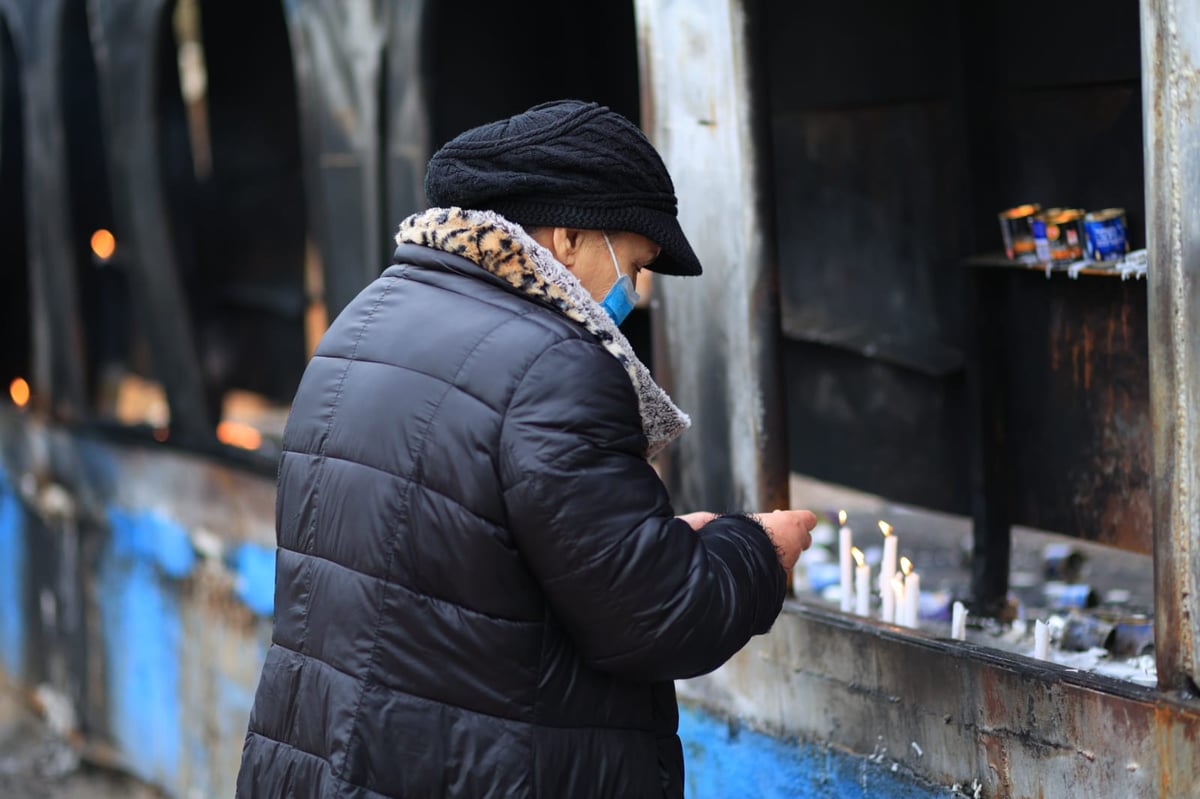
left=395, top=207, right=689, bottom=458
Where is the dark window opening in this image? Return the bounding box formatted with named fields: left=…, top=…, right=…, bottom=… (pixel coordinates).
left=158, top=0, right=307, bottom=452
left=377, top=48, right=392, bottom=269
left=60, top=0, right=167, bottom=429
left=0, top=17, right=29, bottom=405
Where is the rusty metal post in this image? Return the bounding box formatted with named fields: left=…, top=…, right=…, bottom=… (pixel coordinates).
left=634, top=0, right=788, bottom=514
left=1141, top=0, right=1200, bottom=696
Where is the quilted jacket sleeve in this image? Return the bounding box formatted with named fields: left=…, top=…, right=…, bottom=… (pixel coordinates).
left=499, top=337, right=787, bottom=682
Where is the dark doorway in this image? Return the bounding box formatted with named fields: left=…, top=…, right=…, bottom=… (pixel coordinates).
left=0, top=16, right=30, bottom=397
left=157, top=0, right=307, bottom=448
left=60, top=0, right=133, bottom=420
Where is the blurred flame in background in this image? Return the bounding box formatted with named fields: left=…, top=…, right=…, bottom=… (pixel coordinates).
left=217, top=420, right=263, bottom=451
left=9, top=377, right=30, bottom=407
left=91, top=228, right=116, bottom=261
left=218, top=390, right=286, bottom=452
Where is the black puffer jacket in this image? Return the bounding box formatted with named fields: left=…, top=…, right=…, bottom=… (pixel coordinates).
left=237, top=213, right=787, bottom=799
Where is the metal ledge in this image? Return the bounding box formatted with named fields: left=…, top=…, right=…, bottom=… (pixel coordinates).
left=680, top=599, right=1200, bottom=798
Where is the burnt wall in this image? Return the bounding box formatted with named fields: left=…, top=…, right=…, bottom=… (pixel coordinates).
left=767, top=0, right=1145, bottom=516
left=0, top=16, right=28, bottom=389
left=961, top=3, right=1145, bottom=251
left=424, top=1, right=640, bottom=151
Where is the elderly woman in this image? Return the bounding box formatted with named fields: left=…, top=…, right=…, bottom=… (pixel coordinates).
left=237, top=100, right=815, bottom=799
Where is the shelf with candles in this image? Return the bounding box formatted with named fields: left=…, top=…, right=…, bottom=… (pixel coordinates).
left=814, top=511, right=929, bottom=631
left=786, top=476, right=1157, bottom=688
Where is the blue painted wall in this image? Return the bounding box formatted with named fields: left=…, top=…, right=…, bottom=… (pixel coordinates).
left=99, top=507, right=198, bottom=789
left=679, top=704, right=944, bottom=799
left=0, top=472, right=25, bottom=680
left=2, top=475, right=948, bottom=799
left=229, top=542, right=276, bottom=617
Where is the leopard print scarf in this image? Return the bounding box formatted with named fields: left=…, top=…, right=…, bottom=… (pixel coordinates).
left=395, top=207, right=690, bottom=458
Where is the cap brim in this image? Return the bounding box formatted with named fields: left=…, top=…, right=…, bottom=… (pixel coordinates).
left=629, top=207, right=703, bottom=276
left=483, top=200, right=704, bottom=276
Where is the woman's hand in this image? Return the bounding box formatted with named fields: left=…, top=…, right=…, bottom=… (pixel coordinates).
left=677, top=510, right=815, bottom=572
left=752, top=510, right=816, bottom=572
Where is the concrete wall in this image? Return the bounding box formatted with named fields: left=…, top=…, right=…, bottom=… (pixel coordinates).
left=0, top=411, right=275, bottom=797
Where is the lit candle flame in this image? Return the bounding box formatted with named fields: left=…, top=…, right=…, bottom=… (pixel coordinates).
left=9, top=377, right=30, bottom=408
left=838, top=509, right=848, bottom=526
left=91, top=229, right=116, bottom=261
left=900, top=557, right=913, bottom=576
left=851, top=547, right=865, bottom=568
left=878, top=520, right=893, bottom=537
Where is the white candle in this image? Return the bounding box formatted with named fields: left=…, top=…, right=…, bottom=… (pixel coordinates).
left=952, top=601, right=968, bottom=640
left=852, top=547, right=870, bottom=616
left=901, top=558, right=920, bottom=628
left=1034, top=619, right=1050, bottom=659
left=887, top=572, right=904, bottom=624
left=838, top=511, right=853, bottom=613
left=878, top=521, right=898, bottom=596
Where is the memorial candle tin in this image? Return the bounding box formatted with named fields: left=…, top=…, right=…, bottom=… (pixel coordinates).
left=1083, top=208, right=1130, bottom=262
left=998, top=203, right=1041, bottom=259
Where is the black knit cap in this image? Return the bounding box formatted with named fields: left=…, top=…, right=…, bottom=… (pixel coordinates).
left=424, top=100, right=702, bottom=276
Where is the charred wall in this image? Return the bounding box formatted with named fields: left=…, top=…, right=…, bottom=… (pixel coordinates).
left=767, top=0, right=1146, bottom=519
left=0, top=15, right=28, bottom=390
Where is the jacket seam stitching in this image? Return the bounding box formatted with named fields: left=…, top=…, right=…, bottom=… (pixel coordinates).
left=281, top=449, right=507, bottom=530
left=242, top=732, right=393, bottom=799
left=276, top=547, right=541, bottom=625
left=499, top=428, right=646, bottom=496
left=305, top=353, right=505, bottom=414
left=498, top=338, right=636, bottom=489
left=266, top=643, right=660, bottom=734
left=335, top=313, right=536, bottom=792
left=295, top=278, right=393, bottom=660
left=494, top=336, right=640, bottom=799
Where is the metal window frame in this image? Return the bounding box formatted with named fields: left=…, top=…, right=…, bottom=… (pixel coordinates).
left=1141, top=0, right=1200, bottom=696
left=641, top=0, right=1200, bottom=696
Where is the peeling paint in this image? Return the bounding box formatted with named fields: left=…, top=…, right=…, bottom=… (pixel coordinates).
left=679, top=703, right=942, bottom=799
left=229, top=543, right=276, bottom=617
left=99, top=508, right=190, bottom=788
left=0, top=473, right=25, bottom=680
left=106, top=508, right=197, bottom=581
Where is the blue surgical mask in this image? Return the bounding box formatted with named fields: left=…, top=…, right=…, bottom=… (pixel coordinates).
left=599, top=232, right=640, bottom=327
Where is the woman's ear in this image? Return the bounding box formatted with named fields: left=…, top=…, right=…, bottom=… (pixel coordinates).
left=551, top=227, right=584, bottom=269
